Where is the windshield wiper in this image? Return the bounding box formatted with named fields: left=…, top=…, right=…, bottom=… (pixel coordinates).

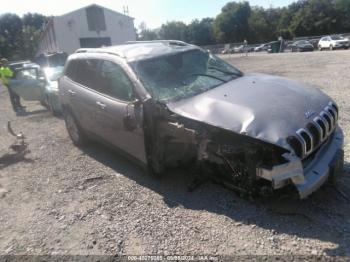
left=184, top=73, right=227, bottom=83
left=208, top=66, right=242, bottom=77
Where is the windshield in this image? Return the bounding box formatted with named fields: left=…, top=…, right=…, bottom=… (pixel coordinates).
left=131, top=49, right=242, bottom=102
left=44, top=66, right=64, bottom=81
left=298, top=40, right=310, bottom=45
left=330, top=35, right=343, bottom=40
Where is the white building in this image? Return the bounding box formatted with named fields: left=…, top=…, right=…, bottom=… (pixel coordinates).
left=37, top=4, right=136, bottom=55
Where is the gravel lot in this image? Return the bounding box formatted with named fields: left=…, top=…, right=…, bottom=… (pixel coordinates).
left=1, top=50, right=350, bottom=258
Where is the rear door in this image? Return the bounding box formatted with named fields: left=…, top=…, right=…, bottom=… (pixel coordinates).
left=9, top=67, right=45, bottom=101
left=91, top=59, right=147, bottom=163
left=61, top=59, right=101, bottom=131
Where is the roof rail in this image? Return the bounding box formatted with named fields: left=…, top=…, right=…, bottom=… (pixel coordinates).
left=126, top=40, right=191, bottom=47
left=75, top=48, right=94, bottom=53
left=74, top=47, right=125, bottom=58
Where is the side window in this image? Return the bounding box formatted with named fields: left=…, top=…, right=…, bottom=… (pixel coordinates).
left=98, top=60, right=135, bottom=101
left=75, top=59, right=100, bottom=89
left=15, top=68, right=38, bottom=80
left=65, top=60, right=78, bottom=81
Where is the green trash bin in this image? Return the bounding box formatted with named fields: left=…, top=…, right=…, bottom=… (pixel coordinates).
left=270, top=41, right=281, bottom=53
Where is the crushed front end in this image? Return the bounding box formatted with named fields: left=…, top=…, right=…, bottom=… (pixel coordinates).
left=257, top=102, right=344, bottom=199
left=144, top=99, right=344, bottom=199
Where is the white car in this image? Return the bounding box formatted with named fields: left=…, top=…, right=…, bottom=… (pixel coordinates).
left=318, top=35, right=350, bottom=51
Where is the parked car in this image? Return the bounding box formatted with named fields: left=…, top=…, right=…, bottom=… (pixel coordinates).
left=254, top=44, right=269, bottom=52
left=290, top=40, right=314, bottom=52
left=59, top=41, right=343, bottom=199
left=221, top=48, right=231, bottom=54
left=34, top=52, right=68, bottom=68
left=41, top=66, right=64, bottom=115
left=318, top=35, right=350, bottom=51
left=8, top=62, right=64, bottom=115
left=233, top=45, right=244, bottom=53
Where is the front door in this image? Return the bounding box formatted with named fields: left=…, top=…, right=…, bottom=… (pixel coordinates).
left=91, top=60, right=147, bottom=164
left=9, top=67, right=45, bottom=101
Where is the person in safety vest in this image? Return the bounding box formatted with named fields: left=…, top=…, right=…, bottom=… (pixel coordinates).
left=0, top=58, right=25, bottom=112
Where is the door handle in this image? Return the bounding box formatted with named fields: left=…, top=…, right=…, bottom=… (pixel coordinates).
left=96, top=101, right=106, bottom=109
left=68, top=90, right=76, bottom=96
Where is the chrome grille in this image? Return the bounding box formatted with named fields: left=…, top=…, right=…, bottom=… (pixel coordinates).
left=288, top=102, right=338, bottom=159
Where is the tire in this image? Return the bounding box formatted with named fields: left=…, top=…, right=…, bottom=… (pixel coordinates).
left=64, top=111, right=86, bottom=146
left=330, top=45, right=333, bottom=51
left=46, top=95, right=60, bottom=116
left=318, top=45, right=322, bottom=51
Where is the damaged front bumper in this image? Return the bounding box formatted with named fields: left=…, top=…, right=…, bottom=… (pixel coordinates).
left=257, top=127, right=344, bottom=199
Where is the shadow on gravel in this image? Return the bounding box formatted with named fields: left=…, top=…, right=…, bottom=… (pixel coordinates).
left=16, top=109, right=48, bottom=117
left=82, top=142, right=350, bottom=257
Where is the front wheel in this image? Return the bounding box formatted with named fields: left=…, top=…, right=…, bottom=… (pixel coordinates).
left=46, top=95, right=60, bottom=116
left=64, top=112, right=86, bottom=146
left=330, top=45, right=334, bottom=51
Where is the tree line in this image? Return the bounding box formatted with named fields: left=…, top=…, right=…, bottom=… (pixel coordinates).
left=138, top=0, right=350, bottom=45
left=0, top=13, right=46, bottom=60
left=1, top=0, right=350, bottom=60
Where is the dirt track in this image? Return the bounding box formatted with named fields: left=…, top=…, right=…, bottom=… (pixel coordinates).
left=1, top=50, right=350, bottom=257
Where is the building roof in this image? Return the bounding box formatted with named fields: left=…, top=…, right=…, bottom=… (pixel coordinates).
left=74, top=41, right=200, bottom=62
left=59, top=3, right=134, bottom=20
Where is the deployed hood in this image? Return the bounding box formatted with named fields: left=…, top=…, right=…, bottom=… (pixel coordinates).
left=167, top=73, right=332, bottom=150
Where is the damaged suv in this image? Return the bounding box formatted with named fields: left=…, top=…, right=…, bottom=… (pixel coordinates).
left=59, top=41, right=344, bottom=199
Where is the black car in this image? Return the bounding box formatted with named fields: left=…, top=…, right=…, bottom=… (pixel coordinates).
left=290, top=40, right=314, bottom=52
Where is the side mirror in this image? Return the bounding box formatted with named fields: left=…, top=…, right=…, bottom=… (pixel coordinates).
left=132, top=98, right=142, bottom=107
left=123, top=99, right=142, bottom=131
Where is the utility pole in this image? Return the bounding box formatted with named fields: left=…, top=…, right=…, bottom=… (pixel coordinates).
left=123, top=6, right=129, bottom=16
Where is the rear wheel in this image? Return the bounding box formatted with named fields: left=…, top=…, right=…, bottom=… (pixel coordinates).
left=64, top=111, right=86, bottom=146
left=318, top=45, right=322, bottom=51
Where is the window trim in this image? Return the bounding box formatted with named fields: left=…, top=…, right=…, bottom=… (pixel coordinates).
left=64, top=58, right=139, bottom=103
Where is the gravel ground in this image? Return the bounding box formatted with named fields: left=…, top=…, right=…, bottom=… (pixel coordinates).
left=1, top=50, right=350, bottom=258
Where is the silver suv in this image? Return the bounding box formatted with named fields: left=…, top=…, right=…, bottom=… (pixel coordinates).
left=59, top=41, right=344, bottom=199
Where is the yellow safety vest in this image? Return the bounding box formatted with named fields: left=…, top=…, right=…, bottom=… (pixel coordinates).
left=0, top=66, right=13, bottom=85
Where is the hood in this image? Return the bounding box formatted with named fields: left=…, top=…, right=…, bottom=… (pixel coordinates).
left=166, top=73, right=332, bottom=150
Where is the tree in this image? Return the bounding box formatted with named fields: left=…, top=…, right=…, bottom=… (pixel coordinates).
left=0, top=13, right=23, bottom=60
left=248, top=7, right=273, bottom=43
left=289, top=0, right=338, bottom=36
left=138, top=22, right=158, bottom=41
left=187, top=18, right=216, bottom=45
left=334, top=0, right=350, bottom=32
left=158, top=21, right=189, bottom=42
left=21, top=25, right=42, bottom=59
left=22, top=13, right=46, bottom=30
left=0, top=13, right=46, bottom=60
left=213, top=1, right=251, bottom=43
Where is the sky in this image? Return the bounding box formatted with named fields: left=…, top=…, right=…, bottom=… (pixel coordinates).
left=0, top=0, right=295, bottom=29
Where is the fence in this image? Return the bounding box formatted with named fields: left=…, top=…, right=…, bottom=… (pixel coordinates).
left=201, top=32, right=350, bottom=54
